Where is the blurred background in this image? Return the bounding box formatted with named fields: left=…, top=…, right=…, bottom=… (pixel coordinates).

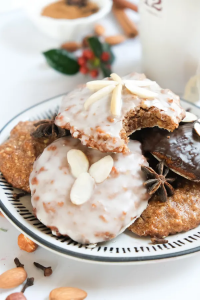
left=0, top=0, right=200, bottom=129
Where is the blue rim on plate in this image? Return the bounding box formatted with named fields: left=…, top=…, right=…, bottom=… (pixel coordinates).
left=1, top=94, right=200, bottom=264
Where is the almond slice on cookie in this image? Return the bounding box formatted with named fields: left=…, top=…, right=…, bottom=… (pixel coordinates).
left=89, top=155, right=113, bottom=183
left=84, top=84, right=116, bottom=110
left=67, top=149, right=89, bottom=178
left=125, top=83, right=158, bottom=99
left=182, top=112, right=198, bottom=123
left=110, top=84, right=123, bottom=116
left=86, top=80, right=117, bottom=91
left=70, top=172, right=95, bottom=205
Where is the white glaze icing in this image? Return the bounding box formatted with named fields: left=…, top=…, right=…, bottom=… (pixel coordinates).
left=30, top=137, right=150, bottom=244
left=55, top=73, right=185, bottom=153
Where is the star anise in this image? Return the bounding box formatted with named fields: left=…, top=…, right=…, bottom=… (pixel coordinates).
left=31, top=114, right=69, bottom=139
left=141, top=161, right=176, bottom=202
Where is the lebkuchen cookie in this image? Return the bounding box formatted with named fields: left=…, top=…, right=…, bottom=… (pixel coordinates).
left=30, top=136, right=150, bottom=244
left=0, top=121, right=56, bottom=192
left=129, top=179, right=200, bottom=238
left=55, top=73, right=185, bottom=153
left=140, top=122, right=200, bottom=182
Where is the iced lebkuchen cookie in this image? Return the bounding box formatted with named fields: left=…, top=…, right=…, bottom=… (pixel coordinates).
left=0, top=121, right=56, bottom=192
left=30, top=137, right=150, bottom=244
left=55, top=73, right=185, bottom=153
left=129, top=179, right=200, bottom=238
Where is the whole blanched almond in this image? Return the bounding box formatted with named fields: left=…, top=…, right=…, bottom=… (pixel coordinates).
left=110, top=73, right=122, bottom=83
left=86, top=80, right=117, bottom=91
left=94, top=24, right=105, bottom=36
left=70, top=172, right=94, bottom=205
left=0, top=267, right=27, bottom=289
left=110, top=83, right=122, bottom=116
left=105, top=35, right=126, bottom=45
left=49, top=287, right=87, bottom=300
left=125, top=83, right=157, bottom=99
left=67, top=149, right=89, bottom=178
left=89, top=156, right=114, bottom=183
left=6, top=292, right=27, bottom=300
left=61, top=41, right=81, bottom=52
left=84, top=84, right=116, bottom=110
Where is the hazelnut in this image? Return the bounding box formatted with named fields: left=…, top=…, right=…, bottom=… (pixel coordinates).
left=18, top=234, right=38, bottom=253
left=6, top=292, right=27, bottom=300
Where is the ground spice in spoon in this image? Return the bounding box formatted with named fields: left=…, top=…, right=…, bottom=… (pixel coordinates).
left=41, top=0, right=99, bottom=19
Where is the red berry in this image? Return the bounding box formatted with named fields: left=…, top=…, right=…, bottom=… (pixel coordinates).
left=78, top=56, right=87, bottom=66
left=80, top=66, right=89, bottom=74
left=83, top=49, right=95, bottom=60
left=90, top=69, right=99, bottom=78
left=101, top=52, right=110, bottom=62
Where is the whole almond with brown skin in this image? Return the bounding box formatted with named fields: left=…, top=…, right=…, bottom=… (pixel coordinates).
left=0, top=268, right=27, bottom=289
left=61, top=42, right=81, bottom=52
left=6, top=292, right=27, bottom=300
left=105, top=35, right=126, bottom=45
left=18, top=233, right=38, bottom=253
left=94, top=24, right=105, bottom=36
left=49, top=287, right=87, bottom=300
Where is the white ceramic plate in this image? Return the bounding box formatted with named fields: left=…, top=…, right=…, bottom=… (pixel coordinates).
left=1, top=95, right=200, bottom=264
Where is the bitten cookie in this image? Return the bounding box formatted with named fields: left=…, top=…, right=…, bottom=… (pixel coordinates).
left=55, top=72, right=185, bottom=153
left=0, top=121, right=55, bottom=192
left=30, top=137, right=150, bottom=244
left=129, top=179, right=200, bottom=237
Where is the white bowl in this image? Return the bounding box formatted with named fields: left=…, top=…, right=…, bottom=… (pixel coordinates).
left=25, top=0, right=112, bottom=43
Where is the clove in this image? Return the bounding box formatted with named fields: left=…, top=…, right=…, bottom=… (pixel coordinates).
left=14, top=257, right=24, bottom=268
left=34, top=262, right=52, bottom=277
left=151, top=237, right=168, bottom=245
left=21, top=277, right=34, bottom=293
left=13, top=191, right=27, bottom=200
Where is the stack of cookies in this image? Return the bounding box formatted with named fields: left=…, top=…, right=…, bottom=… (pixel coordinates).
left=1, top=72, right=200, bottom=244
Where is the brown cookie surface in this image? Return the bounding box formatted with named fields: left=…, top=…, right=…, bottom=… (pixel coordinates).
left=0, top=121, right=55, bottom=192
left=129, top=178, right=200, bottom=237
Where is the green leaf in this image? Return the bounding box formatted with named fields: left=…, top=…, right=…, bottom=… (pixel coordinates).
left=100, top=63, right=112, bottom=78
left=43, top=49, right=80, bottom=75
left=88, top=36, right=103, bottom=58
left=102, top=43, right=115, bottom=64
left=0, top=228, right=8, bottom=232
